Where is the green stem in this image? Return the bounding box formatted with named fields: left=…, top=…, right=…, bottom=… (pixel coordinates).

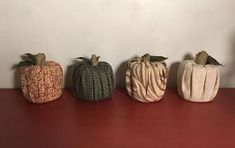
left=35, top=53, right=46, bottom=66
left=141, top=53, right=150, bottom=62
left=90, top=54, right=100, bottom=66
left=195, top=51, right=208, bottom=65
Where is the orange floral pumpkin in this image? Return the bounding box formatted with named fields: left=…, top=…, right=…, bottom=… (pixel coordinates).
left=17, top=53, right=63, bottom=103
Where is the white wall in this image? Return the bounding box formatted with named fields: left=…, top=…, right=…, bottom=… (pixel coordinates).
left=0, top=0, right=235, bottom=88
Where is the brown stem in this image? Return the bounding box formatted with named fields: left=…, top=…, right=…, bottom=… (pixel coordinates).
left=142, top=53, right=150, bottom=62
left=195, top=51, right=208, bottom=65
left=90, top=54, right=100, bottom=66
left=35, top=53, right=46, bottom=66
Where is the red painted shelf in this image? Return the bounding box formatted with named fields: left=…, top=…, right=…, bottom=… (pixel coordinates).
left=0, top=88, right=235, bottom=148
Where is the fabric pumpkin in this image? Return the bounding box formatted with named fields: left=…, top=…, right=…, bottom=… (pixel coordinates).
left=17, top=53, right=63, bottom=103
left=73, top=55, right=114, bottom=101
left=177, top=51, right=223, bottom=102
left=126, top=53, right=168, bottom=102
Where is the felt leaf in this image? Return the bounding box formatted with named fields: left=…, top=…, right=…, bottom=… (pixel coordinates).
left=77, top=57, right=89, bottom=61
left=206, top=56, right=224, bottom=66
left=150, top=56, right=168, bottom=62
left=24, top=53, right=37, bottom=65
left=16, top=60, right=35, bottom=67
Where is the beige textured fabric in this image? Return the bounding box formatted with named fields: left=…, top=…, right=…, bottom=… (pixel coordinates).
left=177, top=60, right=220, bottom=102
left=21, top=61, right=63, bottom=103
left=126, top=59, right=167, bottom=102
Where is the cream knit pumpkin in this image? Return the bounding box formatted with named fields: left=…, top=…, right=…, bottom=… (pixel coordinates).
left=177, top=51, right=222, bottom=102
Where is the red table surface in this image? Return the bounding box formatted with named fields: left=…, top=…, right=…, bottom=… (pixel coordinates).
left=0, top=88, right=235, bottom=148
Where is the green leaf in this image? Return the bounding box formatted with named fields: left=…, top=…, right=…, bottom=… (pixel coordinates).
left=16, top=60, right=34, bottom=67
left=24, top=53, right=37, bottom=65
left=77, top=57, right=90, bottom=63
left=150, top=56, right=168, bottom=62
left=206, top=56, right=224, bottom=66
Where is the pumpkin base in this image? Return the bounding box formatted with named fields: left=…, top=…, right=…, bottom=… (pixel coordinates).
left=131, top=96, right=164, bottom=103
left=74, top=95, right=112, bottom=102
left=23, top=90, right=63, bottom=104
left=179, top=95, right=215, bottom=103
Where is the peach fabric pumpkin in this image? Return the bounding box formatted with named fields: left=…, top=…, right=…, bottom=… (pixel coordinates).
left=126, top=54, right=168, bottom=102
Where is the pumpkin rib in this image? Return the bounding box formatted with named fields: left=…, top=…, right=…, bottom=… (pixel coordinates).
left=101, top=64, right=108, bottom=97
left=185, top=61, right=193, bottom=98
left=202, top=66, right=208, bottom=100
left=26, top=66, right=37, bottom=102
left=147, top=67, right=161, bottom=101
left=154, top=63, right=164, bottom=91
left=38, top=69, right=46, bottom=100
left=141, top=62, right=146, bottom=88
left=98, top=63, right=110, bottom=98
left=28, top=68, right=35, bottom=101
left=46, top=65, right=51, bottom=100
left=75, top=68, right=81, bottom=97
left=22, top=68, right=27, bottom=98
left=73, top=64, right=82, bottom=97
left=126, top=69, right=132, bottom=97
left=81, top=69, right=86, bottom=98
left=177, top=61, right=186, bottom=98
left=143, top=79, right=154, bottom=102
left=132, top=63, right=140, bottom=80
left=178, top=62, right=185, bottom=98
left=160, top=63, right=167, bottom=82
left=160, top=63, right=167, bottom=87
left=22, top=68, right=30, bottom=100
left=110, top=68, right=114, bottom=95
left=156, top=63, right=166, bottom=90
left=203, top=66, right=217, bottom=101
left=151, top=64, right=164, bottom=98
left=80, top=65, right=88, bottom=99
left=97, top=68, right=105, bottom=98
left=50, top=65, right=55, bottom=92
left=104, top=64, right=114, bottom=97
left=92, top=69, right=100, bottom=100
left=153, top=63, right=161, bottom=90
left=132, top=77, right=146, bottom=101
left=189, top=64, right=194, bottom=99
left=37, top=66, right=42, bottom=100
left=148, top=66, right=159, bottom=97
left=96, top=63, right=111, bottom=99
left=80, top=67, right=87, bottom=98
left=211, top=67, right=220, bottom=99
left=91, top=68, right=96, bottom=101
left=191, top=65, right=206, bottom=100
left=136, top=64, right=142, bottom=83
left=156, top=63, right=163, bottom=80
left=52, top=62, right=62, bottom=101
left=145, top=61, right=150, bottom=90
left=41, top=67, right=46, bottom=101
left=151, top=64, right=164, bottom=96
left=73, top=61, right=87, bottom=87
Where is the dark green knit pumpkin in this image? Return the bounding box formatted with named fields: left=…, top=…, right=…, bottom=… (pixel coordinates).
left=73, top=55, right=114, bottom=101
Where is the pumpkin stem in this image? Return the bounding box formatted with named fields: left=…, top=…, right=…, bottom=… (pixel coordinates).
left=195, top=51, right=208, bottom=66
left=142, top=53, right=151, bottom=62
left=35, top=53, right=46, bottom=66
left=90, top=54, right=100, bottom=66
